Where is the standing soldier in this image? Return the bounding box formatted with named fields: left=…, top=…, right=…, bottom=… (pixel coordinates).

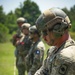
left=12, top=17, right=28, bottom=75
left=12, top=17, right=27, bottom=57
left=16, top=23, right=32, bottom=75
left=25, top=26, right=45, bottom=75
left=35, top=8, right=75, bottom=75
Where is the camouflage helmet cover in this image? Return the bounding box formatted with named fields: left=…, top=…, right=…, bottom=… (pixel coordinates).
left=36, top=8, right=71, bottom=32
left=29, top=25, right=40, bottom=36
left=29, top=25, right=37, bottom=33
left=17, top=17, right=27, bottom=23
left=21, top=23, right=31, bottom=29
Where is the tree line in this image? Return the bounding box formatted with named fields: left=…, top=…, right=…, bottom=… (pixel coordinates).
left=0, top=0, right=75, bottom=42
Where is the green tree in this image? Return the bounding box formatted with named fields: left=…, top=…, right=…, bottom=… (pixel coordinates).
left=63, top=5, right=75, bottom=32
left=15, top=0, right=41, bottom=25
left=15, top=8, right=21, bottom=17
left=5, top=11, right=17, bottom=34
left=23, top=0, right=41, bottom=25
left=0, top=6, right=6, bottom=24
left=69, top=5, right=75, bottom=32
left=0, top=23, right=9, bottom=42
left=2, top=0, right=41, bottom=35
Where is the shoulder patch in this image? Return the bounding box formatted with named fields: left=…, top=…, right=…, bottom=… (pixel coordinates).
left=59, top=64, right=68, bottom=75
left=35, top=50, right=40, bottom=54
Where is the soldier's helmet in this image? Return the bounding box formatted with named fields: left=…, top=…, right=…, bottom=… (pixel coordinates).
left=36, top=7, right=71, bottom=35
left=21, top=23, right=31, bottom=29
left=29, top=25, right=40, bottom=36
left=17, top=17, right=27, bottom=23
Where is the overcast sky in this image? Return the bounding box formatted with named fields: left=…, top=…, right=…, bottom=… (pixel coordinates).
left=0, top=0, right=75, bottom=14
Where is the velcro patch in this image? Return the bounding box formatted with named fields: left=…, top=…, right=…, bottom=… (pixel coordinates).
left=35, top=50, right=40, bottom=54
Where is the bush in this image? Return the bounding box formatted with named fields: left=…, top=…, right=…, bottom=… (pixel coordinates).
left=0, top=23, right=9, bottom=43
left=70, top=32, right=75, bottom=40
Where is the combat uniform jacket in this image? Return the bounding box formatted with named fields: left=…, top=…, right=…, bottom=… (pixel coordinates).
left=12, top=28, right=22, bottom=46
left=35, top=39, right=75, bottom=75
left=16, top=35, right=32, bottom=66
left=25, top=39, right=45, bottom=75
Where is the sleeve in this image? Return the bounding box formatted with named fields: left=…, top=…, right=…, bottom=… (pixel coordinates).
left=12, top=34, right=17, bottom=46
left=34, top=65, right=45, bottom=75
left=29, top=46, right=45, bottom=75
left=25, top=47, right=33, bottom=71
left=56, top=46, right=75, bottom=75
left=12, top=29, right=22, bottom=46
left=34, top=47, right=53, bottom=75
left=25, top=54, right=30, bottom=68
left=34, top=59, right=49, bottom=75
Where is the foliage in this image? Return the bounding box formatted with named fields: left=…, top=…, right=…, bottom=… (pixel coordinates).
left=15, top=0, right=41, bottom=25
left=21, top=0, right=41, bottom=25
left=62, top=5, right=75, bottom=32
left=70, top=32, right=75, bottom=40
left=0, top=1, right=75, bottom=42
left=15, top=8, right=21, bottom=18
left=0, top=6, right=6, bottom=24
left=5, top=11, right=17, bottom=34
left=0, top=23, right=9, bottom=42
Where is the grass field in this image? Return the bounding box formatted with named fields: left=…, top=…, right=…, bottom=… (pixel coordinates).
left=0, top=42, right=15, bottom=75
left=0, top=41, right=49, bottom=75
left=0, top=32, right=75, bottom=75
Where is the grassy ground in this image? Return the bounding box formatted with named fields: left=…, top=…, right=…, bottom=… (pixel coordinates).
left=0, top=41, right=49, bottom=75
left=0, top=42, right=15, bottom=75
left=0, top=32, right=75, bottom=75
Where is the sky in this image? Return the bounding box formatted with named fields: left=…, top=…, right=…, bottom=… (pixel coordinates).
left=0, top=0, right=75, bottom=14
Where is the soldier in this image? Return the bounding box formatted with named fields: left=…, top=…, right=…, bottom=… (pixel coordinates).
left=12, top=17, right=27, bottom=75
left=25, top=25, right=45, bottom=75
left=35, top=8, right=75, bottom=75
left=12, top=17, right=27, bottom=57
left=16, top=23, right=32, bottom=75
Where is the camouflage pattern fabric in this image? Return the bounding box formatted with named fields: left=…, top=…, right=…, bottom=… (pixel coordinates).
left=12, top=28, right=22, bottom=46
left=25, top=39, right=45, bottom=75
left=16, top=35, right=32, bottom=75
left=35, top=39, right=75, bottom=75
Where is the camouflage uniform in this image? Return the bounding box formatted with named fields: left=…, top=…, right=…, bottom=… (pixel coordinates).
left=12, top=18, right=31, bottom=75
left=16, top=34, right=32, bottom=75
left=25, top=25, right=45, bottom=75
left=25, top=39, right=45, bottom=75
left=16, top=23, right=32, bottom=75
left=12, top=17, right=27, bottom=57
left=12, top=28, right=23, bottom=57
left=34, top=8, right=75, bottom=75
left=35, top=39, right=75, bottom=75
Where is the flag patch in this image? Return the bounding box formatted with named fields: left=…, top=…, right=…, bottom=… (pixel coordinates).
left=35, top=50, right=40, bottom=54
